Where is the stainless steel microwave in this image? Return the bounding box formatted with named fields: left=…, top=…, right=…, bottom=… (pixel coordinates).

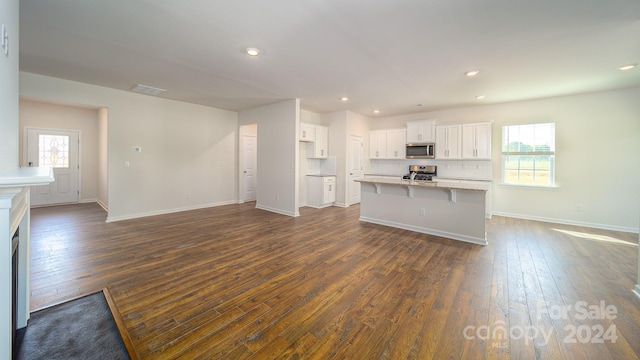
left=406, top=143, right=435, bottom=159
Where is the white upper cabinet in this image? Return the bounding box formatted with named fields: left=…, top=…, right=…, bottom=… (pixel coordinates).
left=461, top=122, right=492, bottom=159
left=369, top=130, right=387, bottom=159
left=308, top=125, right=328, bottom=158
left=406, top=120, right=436, bottom=143
left=300, top=123, right=316, bottom=142
left=370, top=128, right=406, bottom=159
left=435, top=124, right=462, bottom=159
left=386, top=128, right=407, bottom=159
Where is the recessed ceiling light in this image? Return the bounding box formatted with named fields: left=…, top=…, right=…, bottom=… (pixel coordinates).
left=475, top=95, right=485, bottom=100
left=340, top=97, right=349, bottom=102
left=373, top=110, right=380, bottom=114
left=130, top=84, right=166, bottom=96
left=246, top=48, right=260, bottom=56
left=618, top=64, right=636, bottom=71
left=465, top=70, right=480, bottom=77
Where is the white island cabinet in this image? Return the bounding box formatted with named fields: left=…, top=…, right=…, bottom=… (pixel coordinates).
left=356, top=177, right=488, bottom=245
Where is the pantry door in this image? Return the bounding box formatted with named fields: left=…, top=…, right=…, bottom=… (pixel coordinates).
left=26, top=128, right=80, bottom=206
left=348, top=135, right=363, bottom=205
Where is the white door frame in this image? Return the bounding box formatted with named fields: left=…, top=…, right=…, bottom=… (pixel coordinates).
left=24, top=126, right=82, bottom=205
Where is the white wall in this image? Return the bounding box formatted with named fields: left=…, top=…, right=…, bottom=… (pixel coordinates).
left=0, top=0, right=19, bottom=356
left=20, top=72, right=239, bottom=221
left=239, top=99, right=300, bottom=216
left=98, top=107, right=108, bottom=209
left=375, top=87, right=640, bottom=232
left=19, top=99, right=100, bottom=202
left=0, top=0, right=19, bottom=172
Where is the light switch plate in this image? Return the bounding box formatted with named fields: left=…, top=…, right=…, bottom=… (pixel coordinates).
left=1, top=24, right=7, bottom=56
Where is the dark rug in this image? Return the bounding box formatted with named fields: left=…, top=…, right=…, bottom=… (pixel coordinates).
left=13, top=291, right=130, bottom=360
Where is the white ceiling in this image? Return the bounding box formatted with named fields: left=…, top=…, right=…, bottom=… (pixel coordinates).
left=19, top=0, right=640, bottom=117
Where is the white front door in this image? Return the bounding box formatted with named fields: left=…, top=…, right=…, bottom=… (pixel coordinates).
left=348, top=135, right=364, bottom=205
left=26, top=128, right=80, bottom=206
left=242, top=134, right=257, bottom=201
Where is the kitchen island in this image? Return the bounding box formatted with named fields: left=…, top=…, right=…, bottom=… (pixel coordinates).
left=356, top=177, right=489, bottom=245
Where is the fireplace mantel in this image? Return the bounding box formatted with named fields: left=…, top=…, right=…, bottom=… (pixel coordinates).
left=1, top=167, right=54, bottom=355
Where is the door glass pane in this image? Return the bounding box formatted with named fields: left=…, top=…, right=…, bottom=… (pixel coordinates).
left=39, top=134, right=69, bottom=168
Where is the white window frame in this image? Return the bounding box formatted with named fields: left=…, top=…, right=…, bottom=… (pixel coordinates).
left=501, top=122, right=556, bottom=188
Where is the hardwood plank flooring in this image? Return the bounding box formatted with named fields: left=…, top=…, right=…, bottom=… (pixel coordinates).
left=29, top=202, right=640, bottom=359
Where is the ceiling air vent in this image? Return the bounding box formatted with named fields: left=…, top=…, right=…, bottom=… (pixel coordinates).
left=130, top=84, right=166, bottom=96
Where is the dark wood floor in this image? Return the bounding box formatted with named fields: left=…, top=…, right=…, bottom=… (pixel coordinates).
left=29, top=202, right=640, bottom=359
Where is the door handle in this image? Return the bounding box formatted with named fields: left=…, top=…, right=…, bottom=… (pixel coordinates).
left=28, top=161, right=33, bottom=167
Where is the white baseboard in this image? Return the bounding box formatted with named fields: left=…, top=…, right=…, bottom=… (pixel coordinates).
left=96, top=199, right=108, bottom=212
left=633, top=285, right=640, bottom=303
left=254, top=204, right=300, bottom=217
left=491, top=211, right=639, bottom=234
left=79, top=198, right=97, bottom=204
left=359, top=216, right=487, bottom=246
left=304, top=203, right=334, bottom=209
left=106, top=200, right=237, bottom=222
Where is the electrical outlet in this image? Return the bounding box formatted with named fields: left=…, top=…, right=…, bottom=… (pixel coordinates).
left=187, top=193, right=192, bottom=199
left=419, top=208, right=426, bottom=216
left=275, top=194, right=280, bottom=201
left=575, top=204, right=583, bottom=212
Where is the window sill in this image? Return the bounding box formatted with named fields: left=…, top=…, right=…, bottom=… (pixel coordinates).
left=499, top=183, right=558, bottom=190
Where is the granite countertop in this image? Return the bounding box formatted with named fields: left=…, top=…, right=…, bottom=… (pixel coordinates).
left=357, top=177, right=489, bottom=192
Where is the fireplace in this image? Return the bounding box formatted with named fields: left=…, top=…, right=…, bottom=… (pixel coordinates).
left=11, top=228, right=19, bottom=345
left=1, top=166, right=55, bottom=356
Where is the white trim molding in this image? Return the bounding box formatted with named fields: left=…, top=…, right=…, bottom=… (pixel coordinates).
left=106, top=200, right=237, bottom=222
left=492, top=211, right=639, bottom=234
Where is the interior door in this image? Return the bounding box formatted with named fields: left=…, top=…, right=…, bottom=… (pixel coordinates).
left=348, top=135, right=364, bottom=205
left=242, top=134, right=257, bottom=201
left=26, top=128, right=80, bottom=206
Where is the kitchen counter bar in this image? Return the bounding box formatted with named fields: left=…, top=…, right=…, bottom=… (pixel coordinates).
left=356, top=178, right=488, bottom=245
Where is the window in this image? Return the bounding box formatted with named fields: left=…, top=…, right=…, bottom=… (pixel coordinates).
left=501, top=123, right=555, bottom=186
left=38, top=134, right=70, bottom=168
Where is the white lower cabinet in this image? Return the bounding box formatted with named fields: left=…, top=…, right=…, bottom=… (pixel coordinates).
left=307, top=176, right=336, bottom=208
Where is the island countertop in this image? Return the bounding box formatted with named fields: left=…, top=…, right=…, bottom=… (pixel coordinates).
left=357, top=177, right=489, bottom=192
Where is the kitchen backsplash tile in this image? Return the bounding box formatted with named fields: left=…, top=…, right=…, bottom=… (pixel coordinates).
left=370, top=159, right=491, bottom=180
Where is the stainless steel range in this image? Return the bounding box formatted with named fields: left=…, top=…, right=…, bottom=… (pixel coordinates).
left=402, top=165, right=437, bottom=181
